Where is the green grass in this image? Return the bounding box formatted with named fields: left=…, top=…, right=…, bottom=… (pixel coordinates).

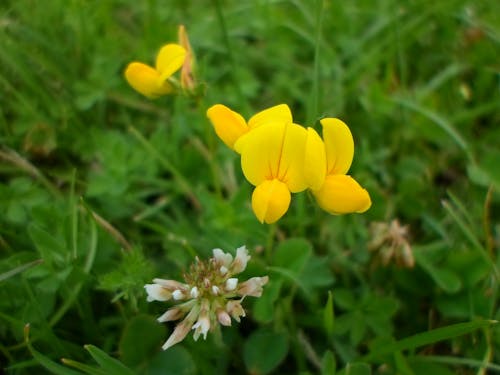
left=1, top=0, right=500, bottom=374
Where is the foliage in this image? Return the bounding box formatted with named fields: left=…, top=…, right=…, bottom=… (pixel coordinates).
left=1, top=0, right=500, bottom=374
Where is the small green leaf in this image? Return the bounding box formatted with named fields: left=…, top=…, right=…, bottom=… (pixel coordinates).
left=84, top=345, right=134, bottom=375
left=415, top=251, right=462, bottom=293
left=243, top=329, right=289, bottom=375
left=339, top=362, right=371, bottom=375
left=273, top=238, right=312, bottom=274
left=119, top=314, right=166, bottom=367
left=146, top=346, right=197, bottom=375
left=323, top=291, right=334, bottom=337
left=321, top=350, right=336, bottom=375
left=24, top=324, right=82, bottom=375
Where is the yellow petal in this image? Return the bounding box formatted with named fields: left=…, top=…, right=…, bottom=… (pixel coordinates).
left=313, top=174, right=371, bottom=214
left=207, top=104, right=249, bottom=150
left=124, top=62, right=173, bottom=98
left=303, top=127, right=327, bottom=190
left=237, top=121, right=286, bottom=186
left=277, top=123, right=309, bottom=192
left=320, top=118, right=354, bottom=175
left=155, top=44, right=186, bottom=81
left=252, top=179, right=291, bottom=224
left=247, top=104, right=292, bottom=129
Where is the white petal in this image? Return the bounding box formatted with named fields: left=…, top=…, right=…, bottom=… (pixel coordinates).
left=144, top=284, right=171, bottom=302
left=190, top=286, right=199, bottom=299
left=172, top=289, right=184, bottom=300
left=225, top=278, right=238, bottom=291
left=231, top=245, right=250, bottom=274
left=212, top=248, right=233, bottom=267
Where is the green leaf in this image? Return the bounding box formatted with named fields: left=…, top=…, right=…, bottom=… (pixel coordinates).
left=414, top=251, right=462, bottom=293
left=273, top=238, right=312, bottom=273
left=363, top=320, right=497, bottom=360
left=84, top=345, right=135, bottom=375
left=24, top=324, right=82, bottom=375
left=323, top=291, right=334, bottom=338
left=145, top=346, right=196, bottom=375
left=339, top=362, right=371, bottom=375
left=321, top=350, right=336, bottom=375
left=243, top=329, right=289, bottom=375
left=253, top=279, right=283, bottom=323
left=119, top=314, right=166, bottom=367
left=28, top=224, right=67, bottom=266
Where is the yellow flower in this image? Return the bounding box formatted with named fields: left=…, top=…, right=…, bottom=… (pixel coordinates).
left=234, top=119, right=318, bottom=224
left=310, top=118, right=371, bottom=214
left=124, top=44, right=186, bottom=98
left=206, top=104, right=371, bottom=223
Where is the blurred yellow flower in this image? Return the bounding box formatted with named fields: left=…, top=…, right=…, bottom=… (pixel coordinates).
left=311, top=118, right=371, bottom=214
left=124, top=43, right=186, bottom=98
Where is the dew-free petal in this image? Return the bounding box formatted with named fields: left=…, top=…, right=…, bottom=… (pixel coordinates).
left=247, top=104, right=292, bottom=129
left=303, top=127, right=327, bottom=190
left=252, top=179, right=291, bottom=224
left=124, top=62, right=173, bottom=98
left=155, top=43, right=186, bottom=81
left=237, top=121, right=286, bottom=186
left=320, top=118, right=354, bottom=175
left=313, top=174, right=371, bottom=214
left=207, top=104, right=248, bottom=150
left=278, top=123, right=309, bottom=192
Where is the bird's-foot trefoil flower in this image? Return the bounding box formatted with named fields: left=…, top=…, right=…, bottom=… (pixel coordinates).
left=206, top=103, right=371, bottom=223
left=145, top=246, right=268, bottom=350
left=207, top=103, right=325, bottom=223
left=124, top=43, right=186, bottom=98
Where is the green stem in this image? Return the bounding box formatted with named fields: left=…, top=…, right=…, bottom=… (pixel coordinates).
left=306, top=0, right=325, bottom=126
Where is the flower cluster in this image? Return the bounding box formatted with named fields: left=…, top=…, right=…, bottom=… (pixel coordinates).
left=369, top=220, right=414, bottom=268
left=145, top=246, right=268, bottom=350
left=207, top=104, right=371, bottom=223
left=124, top=25, right=196, bottom=98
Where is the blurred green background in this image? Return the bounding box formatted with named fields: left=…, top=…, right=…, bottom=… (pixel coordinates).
left=1, top=0, right=499, bottom=374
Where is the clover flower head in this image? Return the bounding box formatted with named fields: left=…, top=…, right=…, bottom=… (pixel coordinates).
left=145, top=245, right=268, bottom=350
left=369, top=219, right=414, bottom=268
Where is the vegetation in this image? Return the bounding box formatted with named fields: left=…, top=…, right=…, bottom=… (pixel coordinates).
left=1, top=0, right=499, bottom=374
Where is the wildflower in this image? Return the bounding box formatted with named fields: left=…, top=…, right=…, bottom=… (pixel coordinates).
left=145, top=246, right=268, bottom=350
left=124, top=43, right=186, bottom=98
left=310, top=118, right=371, bottom=214
left=369, top=219, right=414, bottom=267
left=206, top=104, right=371, bottom=223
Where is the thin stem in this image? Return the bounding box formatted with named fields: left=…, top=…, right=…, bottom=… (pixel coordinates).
left=306, top=0, right=325, bottom=126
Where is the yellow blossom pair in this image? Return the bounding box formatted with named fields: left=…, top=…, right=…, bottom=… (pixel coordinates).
left=124, top=25, right=195, bottom=98
left=207, top=104, right=371, bottom=223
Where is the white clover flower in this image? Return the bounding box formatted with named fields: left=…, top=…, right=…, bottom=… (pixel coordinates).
left=145, top=245, right=268, bottom=350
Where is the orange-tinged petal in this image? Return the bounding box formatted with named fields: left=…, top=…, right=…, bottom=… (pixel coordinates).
left=247, top=104, right=292, bottom=129
left=320, top=118, right=354, bottom=175
left=303, top=127, right=327, bottom=190
left=155, top=44, right=186, bottom=81
left=237, top=121, right=286, bottom=185
left=124, top=62, right=173, bottom=98
left=207, top=104, right=249, bottom=150
left=178, top=25, right=196, bottom=91
left=313, top=174, right=371, bottom=214
left=252, top=179, right=291, bottom=224
left=277, top=123, right=308, bottom=192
